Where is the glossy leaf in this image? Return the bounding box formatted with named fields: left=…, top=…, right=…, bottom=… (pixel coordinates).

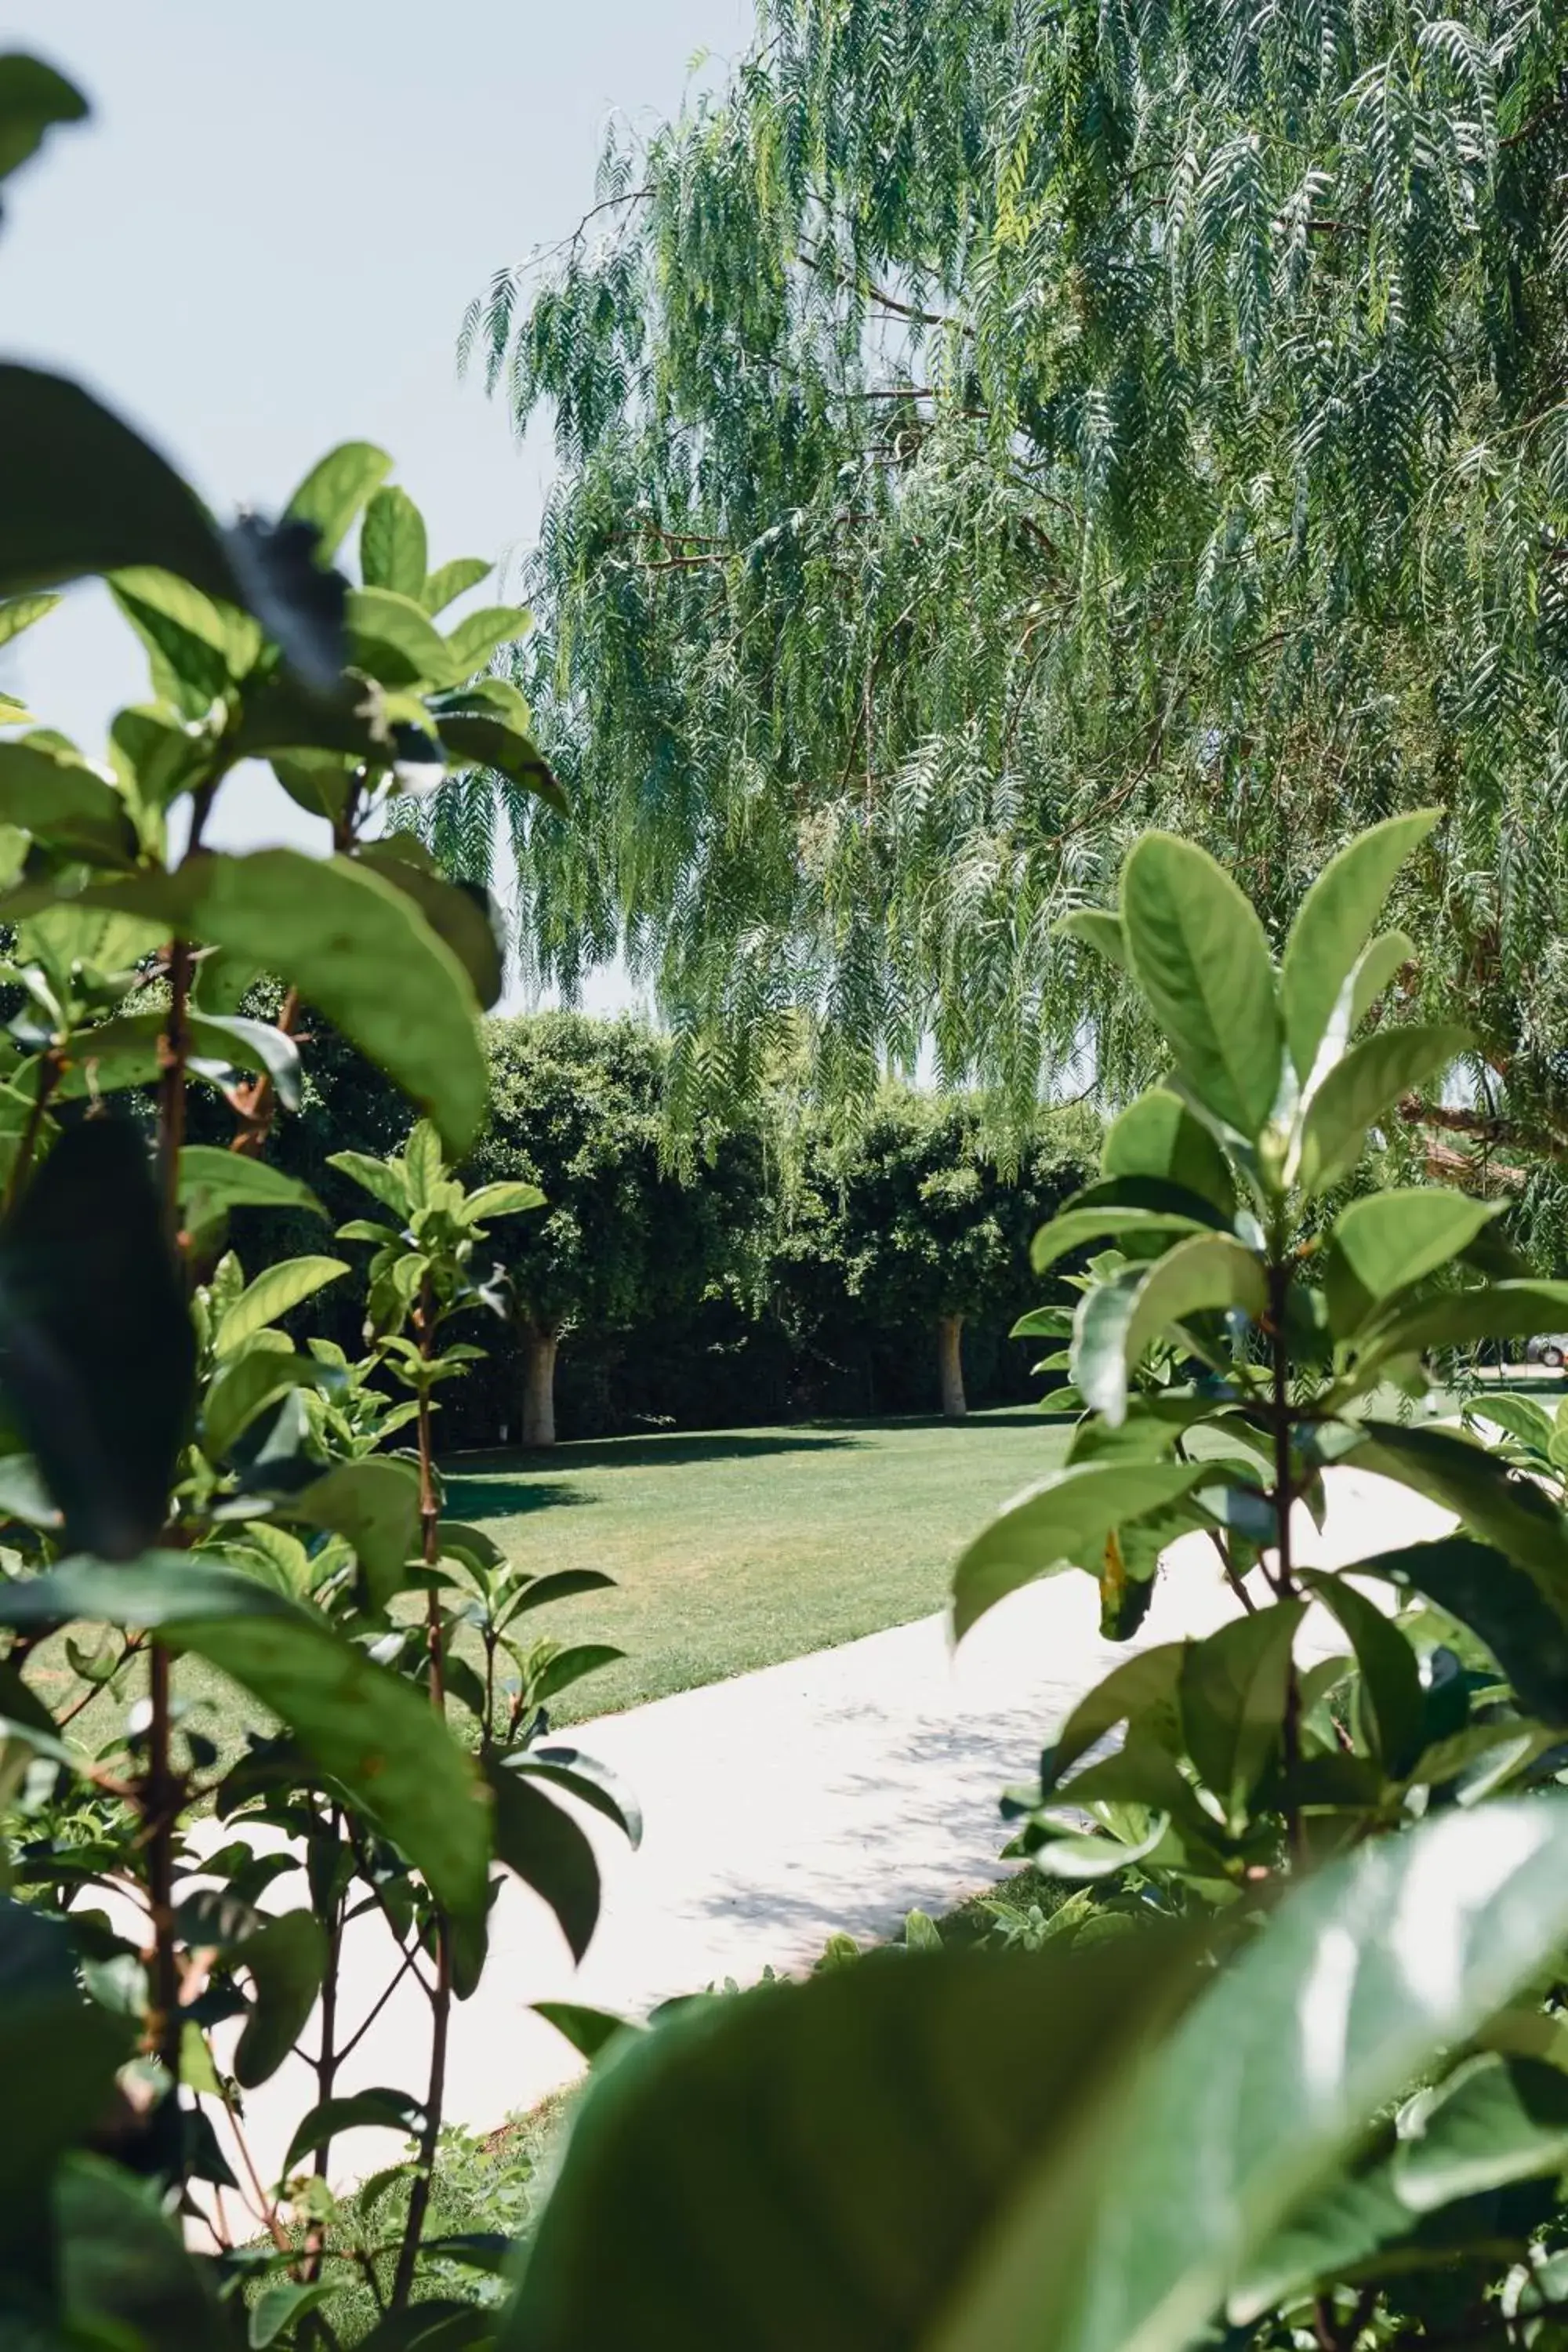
left=487, top=1756, right=602, bottom=1962
left=0, top=1900, right=132, bottom=2258
left=282, top=2088, right=424, bottom=2174
left=466, top=1179, right=547, bottom=1222
left=1357, top=1277, right=1568, bottom=1367
left=284, top=441, right=393, bottom=559
left=514, top=1745, right=644, bottom=1846
left=215, top=1254, right=348, bottom=1354
left=423, top=555, right=492, bottom=615
left=1350, top=1425, right=1568, bottom=1604
left=1099, top=1088, right=1236, bottom=1214
left=1178, top=1602, right=1305, bottom=1819
left=353, top=844, right=506, bottom=1010
left=0, top=738, right=136, bottom=861
left=1280, top=811, right=1439, bottom=1082
left=534, top=2000, right=640, bottom=2060
left=953, top=1461, right=1207, bottom=1639
left=1352, top=1537, right=1568, bottom=1726
left=0, top=590, right=59, bottom=648
left=529, top=1642, right=626, bottom=1707
left=83, top=849, right=488, bottom=1149
left=1058, top=907, right=1128, bottom=970
left=203, top=1352, right=335, bottom=1462
left=347, top=584, right=453, bottom=687
left=1075, top=1234, right=1265, bottom=1426
left=1300, top=1573, right=1424, bottom=1777
left=0, top=1120, right=194, bottom=1558
left=1030, top=1191, right=1225, bottom=1277
left=361, top=485, right=429, bottom=597
left=0, top=369, right=345, bottom=687
left=1348, top=928, right=1417, bottom=1034
left=179, top=1145, right=324, bottom=1222
left=57, top=2155, right=230, bottom=2352
left=1393, top=2054, right=1568, bottom=2212
left=442, top=601, right=530, bottom=677
left=1294, top=1024, right=1468, bottom=1196
left=1120, top=833, right=1283, bottom=1139
left=1040, top=1646, right=1186, bottom=1791
left=436, top=710, right=565, bottom=808
left=281, top=1457, right=421, bottom=1610
left=0, top=53, right=88, bottom=194
left=1329, top=1189, right=1498, bottom=1323
left=234, top=1910, right=327, bottom=2087
left=502, top=1936, right=1188, bottom=2352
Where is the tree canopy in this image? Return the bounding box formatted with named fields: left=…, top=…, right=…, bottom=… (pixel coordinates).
left=454, top=0, right=1568, bottom=1170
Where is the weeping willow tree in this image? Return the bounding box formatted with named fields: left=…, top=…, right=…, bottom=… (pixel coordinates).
left=446, top=0, right=1568, bottom=1188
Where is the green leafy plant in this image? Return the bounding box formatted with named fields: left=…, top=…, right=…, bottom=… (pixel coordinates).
left=0, top=53, right=635, bottom=2350
left=492, top=817, right=1568, bottom=2350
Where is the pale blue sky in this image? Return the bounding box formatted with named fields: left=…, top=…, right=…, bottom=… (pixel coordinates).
left=0, top=0, right=748, bottom=1007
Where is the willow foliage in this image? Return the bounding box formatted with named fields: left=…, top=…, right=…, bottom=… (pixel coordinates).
left=455, top=0, right=1568, bottom=1151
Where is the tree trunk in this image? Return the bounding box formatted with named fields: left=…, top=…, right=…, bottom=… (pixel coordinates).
left=936, top=1313, right=967, bottom=1421
left=521, top=1326, right=560, bottom=1448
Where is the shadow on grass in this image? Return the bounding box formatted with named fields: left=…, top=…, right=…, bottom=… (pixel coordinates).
left=445, top=1426, right=872, bottom=1504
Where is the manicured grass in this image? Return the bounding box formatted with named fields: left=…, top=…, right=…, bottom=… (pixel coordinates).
left=445, top=1409, right=1069, bottom=1723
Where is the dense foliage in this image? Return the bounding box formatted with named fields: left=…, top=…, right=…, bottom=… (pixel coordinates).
left=493, top=818, right=1568, bottom=2349
left=456, top=0, right=1568, bottom=1180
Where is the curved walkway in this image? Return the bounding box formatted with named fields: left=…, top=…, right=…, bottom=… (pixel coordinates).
left=223, top=1468, right=1450, bottom=2192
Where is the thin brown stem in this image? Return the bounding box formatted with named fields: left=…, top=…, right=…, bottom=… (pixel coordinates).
left=228, top=987, right=303, bottom=1160
left=143, top=1646, right=183, bottom=2085
left=303, top=1808, right=345, bottom=2281
left=1268, top=1253, right=1305, bottom=1869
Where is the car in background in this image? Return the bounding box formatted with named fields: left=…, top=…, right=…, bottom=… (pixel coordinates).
left=1525, top=1334, right=1568, bottom=1369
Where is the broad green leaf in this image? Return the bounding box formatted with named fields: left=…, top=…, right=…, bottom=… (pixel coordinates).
left=1356, top=1277, right=1568, bottom=1367
left=0, top=1121, right=194, bottom=1559
left=466, top=1178, right=547, bottom=1223
left=0, top=53, right=88, bottom=194
left=1300, top=1572, right=1424, bottom=1777
left=1280, top=811, right=1440, bottom=1081
left=353, top=845, right=506, bottom=1010
left=1075, top=1234, right=1265, bottom=1427
left=281, top=1457, right=421, bottom=1610
left=1040, top=1646, right=1186, bottom=1791
left=184, top=1610, right=489, bottom=1925
left=1229, top=2165, right=1412, bottom=2324
left=1295, top=1024, right=1468, bottom=1196
left=423, top=555, right=492, bottom=615
left=501, top=1936, right=1191, bottom=2352
left=234, top=1910, right=327, bottom=2086
left=1348, top=928, right=1417, bottom=1035
left=1465, top=1390, right=1556, bottom=1454
left=1328, top=1189, right=1498, bottom=1324
left=1058, top=907, right=1127, bottom=970
left=83, top=850, right=489, bottom=1149
left=57, top=2155, right=230, bottom=2352
left=0, top=590, right=60, bottom=647
left=325, top=1147, right=411, bottom=1217
left=952, top=1461, right=1207, bottom=1639
left=534, top=2002, right=640, bottom=2060
left=1178, top=1602, right=1305, bottom=1820
left=1393, top=2053, right=1568, bottom=2212
left=1002, top=1798, right=1568, bottom=2352
left=234, top=671, right=440, bottom=773
left=1030, top=1202, right=1220, bottom=1277
left=1352, top=1537, right=1568, bottom=1726
left=0, top=1552, right=490, bottom=1918
left=1100, top=1089, right=1236, bottom=1215
left=0, top=738, right=136, bottom=862
left=0, top=1900, right=132, bottom=2261
left=360, top=485, right=429, bottom=597
left=442, top=601, right=531, bottom=679
left=519, top=1747, right=643, bottom=1846
left=529, top=1642, right=626, bottom=1707
left=500, top=1566, right=617, bottom=1617
left=1351, top=1423, right=1568, bottom=1605
left=216, top=1255, right=347, bottom=1354
left=110, top=702, right=212, bottom=812
left=179, top=1145, right=324, bottom=1221
left=0, top=368, right=343, bottom=694
left=250, top=2281, right=336, bottom=2349
left=436, top=711, right=566, bottom=809
left=111, top=564, right=262, bottom=705
left=347, top=583, right=453, bottom=688
left=1120, top=833, right=1283, bottom=1140
left=203, top=1352, right=335, bottom=1461
left=284, top=441, right=393, bottom=559
left=487, top=1755, right=602, bottom=1962
left=283, top=2088, right=424, bottom=2174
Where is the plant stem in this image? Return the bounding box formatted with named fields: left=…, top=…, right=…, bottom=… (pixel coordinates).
left=394, top=1279, right=452, bottom=2307
left=1267, top=1249, right=1305, bottom=1869
left=5, top=1045, right=61, bottom=1211
left=143, top=1644, right=183, bottom=2085
left=304, top=1808, right=345, bottom=2282
left=229, top=985, right=302, bottom=1158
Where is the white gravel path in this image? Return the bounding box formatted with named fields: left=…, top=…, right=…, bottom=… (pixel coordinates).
left=213, top=1465, right=1451, bottom=2198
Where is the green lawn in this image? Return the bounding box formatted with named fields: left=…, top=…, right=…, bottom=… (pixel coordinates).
left=445, top=1410, right=1068, bottom=1722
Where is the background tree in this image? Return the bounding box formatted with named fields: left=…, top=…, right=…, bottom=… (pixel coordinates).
left=451, top=0, right=1568, bottom=1178
left=474, top=1011, right=755, bottom=1445
left=815, top=1093, right=1090, bottom=1419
